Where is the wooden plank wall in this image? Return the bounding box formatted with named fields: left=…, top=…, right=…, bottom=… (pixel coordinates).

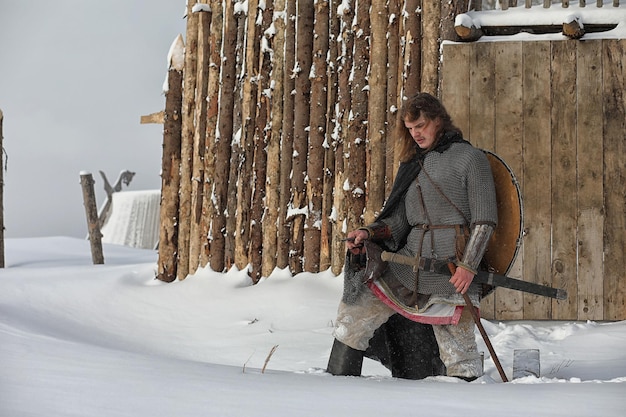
left=442, top=39, right=626, bottom=321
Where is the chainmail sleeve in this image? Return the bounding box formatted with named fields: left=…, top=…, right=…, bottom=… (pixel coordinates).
left=368, top=193, right=411, bottom=252
left=466, top=148, right=498, bottom=228
left=457, top=148, right=497, bottom=274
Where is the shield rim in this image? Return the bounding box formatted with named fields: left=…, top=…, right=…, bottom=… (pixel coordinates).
left=482, top=150, right=524, bottom=277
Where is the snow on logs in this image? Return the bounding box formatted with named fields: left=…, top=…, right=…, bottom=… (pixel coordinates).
left=454, top=13, right=587, bottom=41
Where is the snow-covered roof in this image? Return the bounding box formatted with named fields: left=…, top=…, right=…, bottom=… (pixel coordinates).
left=457, top=1, right=626, bottom=41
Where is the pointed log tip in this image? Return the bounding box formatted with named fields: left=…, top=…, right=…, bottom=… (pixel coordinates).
left=168, top=34, right=185, bottom=71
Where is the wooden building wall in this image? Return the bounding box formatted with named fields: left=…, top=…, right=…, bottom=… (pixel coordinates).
left=442, top=39, right=626, bottom=321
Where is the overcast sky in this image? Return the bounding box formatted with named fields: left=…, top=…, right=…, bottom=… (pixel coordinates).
left=0, top=1, right=187, bottom=238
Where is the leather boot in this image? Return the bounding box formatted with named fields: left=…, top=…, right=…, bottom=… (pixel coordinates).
left=326, top=339, right=364, bottom=376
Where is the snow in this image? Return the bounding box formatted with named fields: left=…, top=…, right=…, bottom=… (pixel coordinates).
left=1, top=237, right=624, bottom=416
left=191, top=3, right=211, bottom=14
left=457, top=1, right=626, bottom=41
left=2, top=2, right=625, bottom=416
left=167, top=33, right=185, bottom=72
left=100, top=190, right=161, bottom=250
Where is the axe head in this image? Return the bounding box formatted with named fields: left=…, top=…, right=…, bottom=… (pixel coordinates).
left=361, top=240, right=388, bottom=283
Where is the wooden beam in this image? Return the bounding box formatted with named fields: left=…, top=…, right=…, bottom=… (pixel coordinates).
left=140, top=110, right=165, bottom=124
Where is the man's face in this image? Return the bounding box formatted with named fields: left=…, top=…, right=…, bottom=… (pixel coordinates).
left=404, top=115, right=441, bottom=150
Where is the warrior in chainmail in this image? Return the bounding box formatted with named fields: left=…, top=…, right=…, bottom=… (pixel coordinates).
left=327, top=93, right=497, bottom=381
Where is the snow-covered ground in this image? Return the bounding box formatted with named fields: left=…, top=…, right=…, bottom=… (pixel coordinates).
left=0, top=237, right=623, bottom=416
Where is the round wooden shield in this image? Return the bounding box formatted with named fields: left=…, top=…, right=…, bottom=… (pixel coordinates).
left=482, top=150, right=523, bottom=276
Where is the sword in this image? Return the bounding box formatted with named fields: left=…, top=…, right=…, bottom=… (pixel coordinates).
left=379, top=251, right=567, bottom=300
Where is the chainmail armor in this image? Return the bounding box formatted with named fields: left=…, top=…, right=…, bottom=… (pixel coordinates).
left=377, top=142, right=497, bottom=296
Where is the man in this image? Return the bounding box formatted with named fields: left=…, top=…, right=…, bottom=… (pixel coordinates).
left=328, top=93, right=497, bottom=381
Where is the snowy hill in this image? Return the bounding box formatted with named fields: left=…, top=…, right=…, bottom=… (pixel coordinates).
left=0, top=237, right=624, bottom=416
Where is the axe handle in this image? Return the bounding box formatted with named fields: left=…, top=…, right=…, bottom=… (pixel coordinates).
left=380, top=251, right=419, bottom=270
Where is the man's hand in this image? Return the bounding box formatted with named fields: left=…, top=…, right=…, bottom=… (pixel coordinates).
left=449, top=265, right=475, bottom=294
left=346, top=229, right=369, bottom=254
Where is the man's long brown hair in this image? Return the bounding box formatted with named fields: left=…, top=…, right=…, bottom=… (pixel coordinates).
left=395, top=93, right=462, bottom=163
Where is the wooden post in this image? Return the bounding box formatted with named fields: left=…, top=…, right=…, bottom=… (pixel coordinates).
left=345, top=0, right=369, bottom=235
left=276, top=0, right=297, bottom=270
left=403, top=0, right=422, bottom=97
left=386, top=0, right=401, bottom=196
left=79, top=172, right=104, bottom=265
left=261, top=0, right=286, bottom=277
left=331, top=2, right=355, bottom=275
left=177, top=4, right=199, bottom=280
left=188, top=3, right=212, bottom=275
left=365, top=0, right=387, bottom=226
left=224, top=9, right=247, bottom=270
left=200, top=0, right=223, bottom=268
left=0, top=109, right=4, bottom=268
left=248, top=2, right=273, bottom=282
left=234, top=0, right=261, bottom=271
left=304, top=0, right=330, bottom=273
left=156, top=34, right=185, bottom=283
left=289, top=0, right=314, bottom=274
left=209, top=0, right=237, bottom=273
left=321, top=2, right=340, bottom=273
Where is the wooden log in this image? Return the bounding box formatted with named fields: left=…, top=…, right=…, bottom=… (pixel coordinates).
left=276, top=1, right=296, bottom=270
left=304, top=0, right=330, bottom=273
left=156, top=34, right=184, bottom=283
left=402, top=0, right=421, bottom=96
left=364, top=0, right=387, bottom=226
left=441, top=0, right=470, bottom=42
left=344, top=0, right=369, bottom=236
left=249, top=3, right=273, bottom=282
left=200, top=0, right=222, bottom=268
left=289, top=0, right=314, bottom=274
left=234, top=0, right=261, bottom=270
left=454, top=23, right=482, bottom=41
left=209, top=0, right=236, bottom=273
left=188, top=4, right=212, bottom=276
left=563, top=18, right=585, bottom=39
left=80, top=172, right=104, bottom=265
left=177, top=4, right=199, bottom=280
left=262, top=0, right=286, bottom=277
left=386, top=0, right=401, bottom=195
left=330, top=2, right=355, bottom=275
left=224, top=9, right=247, bottom=270
left=321, top=1, right=340, bottom=273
